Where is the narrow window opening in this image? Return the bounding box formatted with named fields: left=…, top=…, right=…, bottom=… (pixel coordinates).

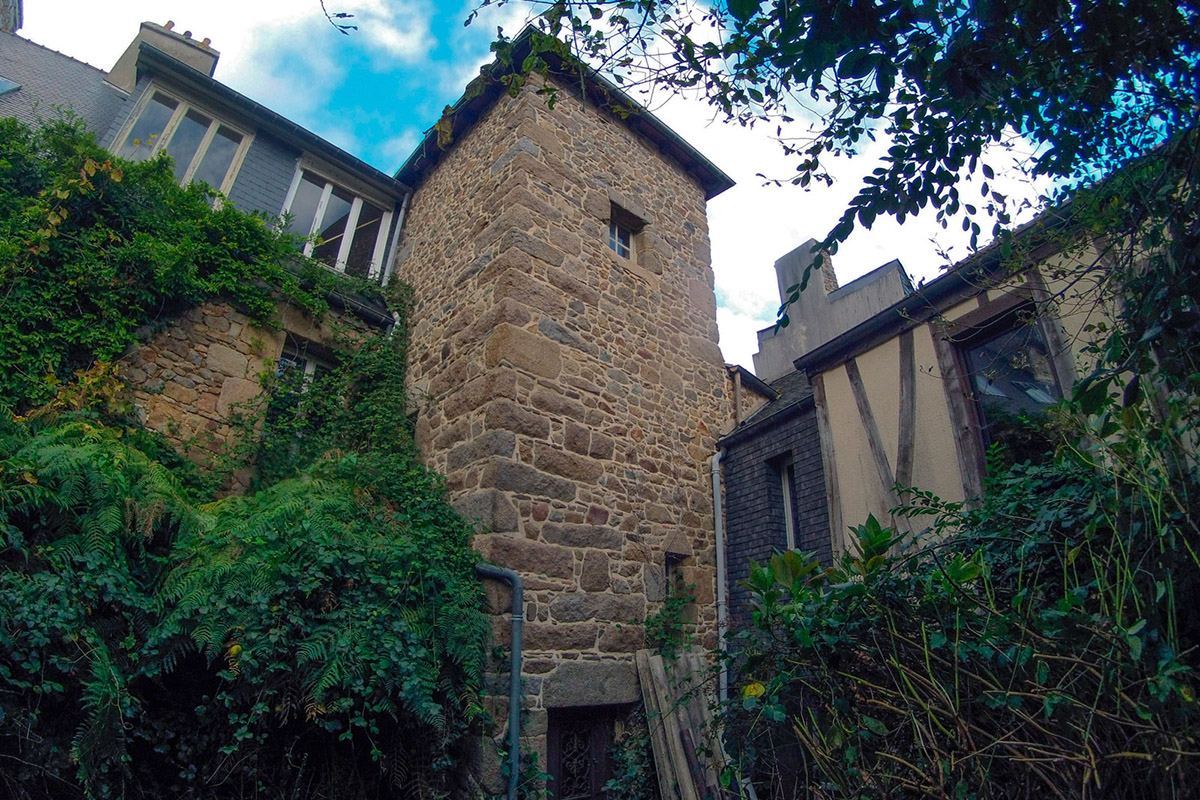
left=607, top=202, right=644, bottom=260
left=780, top=462, right=797, bottom=550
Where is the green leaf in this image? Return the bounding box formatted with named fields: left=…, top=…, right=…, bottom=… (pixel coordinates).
left=727, top=0, right=759, bottom=24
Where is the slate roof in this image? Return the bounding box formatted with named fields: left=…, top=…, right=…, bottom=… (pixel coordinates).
left=396, top=26, right=734, bottom=200
left=0, top=30, right=126, bottom=134
left=720, top=368, right=815, bottom=447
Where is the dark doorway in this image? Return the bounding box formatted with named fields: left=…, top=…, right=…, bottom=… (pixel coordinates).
left=546, top=706, right=623, bottom=800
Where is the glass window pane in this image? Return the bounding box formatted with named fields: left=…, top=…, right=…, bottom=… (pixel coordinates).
left=117, top=93, right=178, bottom=161
left=609, top=221, right=631, bottom=258
left=285, top=172, right=326, bottom=238
left=962, top=314, right=1061, bottom=447
left=191, top=126, right=242, bottom=189
left=312, top=187, right=354, bottom=266
left=345, top=202, right=385, bottom=278
left=164, top=109, right=211, bottom=182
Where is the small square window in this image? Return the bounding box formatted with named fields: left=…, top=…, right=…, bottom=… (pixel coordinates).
left=0, top=76, right=20, bottom=97
left=609, top=219, right=632, bottom=259
left=277, top=337, right=334, bottom=383
left=607, top=202, right=645, bottom=260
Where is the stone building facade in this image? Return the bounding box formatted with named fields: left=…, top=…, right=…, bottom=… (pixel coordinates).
left=5, top=18, right=738, bottom=793
left=120, top=301, right=385, bottom=475
left=394, top=56, right=733, bottom=773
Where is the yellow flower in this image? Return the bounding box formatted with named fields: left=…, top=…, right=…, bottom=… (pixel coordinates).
left=742, top=681, right=766, bottom=699
left=228, top=643, right=243, bottom=657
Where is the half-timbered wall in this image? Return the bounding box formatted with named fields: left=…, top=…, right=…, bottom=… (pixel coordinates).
left=812, top=250, right=1109, bottom=549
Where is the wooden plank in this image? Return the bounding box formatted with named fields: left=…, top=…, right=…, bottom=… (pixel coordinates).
left=928, top=321, right=986, bottom=499
left=637, top=651, right=683, bottom=800
left=679, top=728, right=711, bottom=800
left=648, top=654, right=701, bottom=800
left=844, top=358, right=913, bottom=537
left=895, top=329, right=917, bottom=489
left=672, top=657, right=721, bottom=799
left=810, top=373, right=844, bottom=558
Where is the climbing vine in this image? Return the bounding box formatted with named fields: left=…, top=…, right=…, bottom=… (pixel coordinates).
left=0, top=117, right=381, bottom=415
left=0, top=120, right=487, bottom=799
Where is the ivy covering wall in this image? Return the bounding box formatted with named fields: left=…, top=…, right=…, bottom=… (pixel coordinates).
left=0, top=119, right=487, bottom=799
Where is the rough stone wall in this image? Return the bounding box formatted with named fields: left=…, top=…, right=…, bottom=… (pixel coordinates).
left=120, top=300, right=375, bottom=470
left=395, top=74, right=728, bottom=765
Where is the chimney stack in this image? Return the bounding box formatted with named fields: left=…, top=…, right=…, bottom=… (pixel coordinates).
left=106, top=21, right=220, bottom=92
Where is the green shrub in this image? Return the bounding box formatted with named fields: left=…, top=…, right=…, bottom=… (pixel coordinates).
left=0, top=119, right=487, bottom=799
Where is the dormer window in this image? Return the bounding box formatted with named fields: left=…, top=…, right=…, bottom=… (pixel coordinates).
left=281, top=167, right=394, bottom=281
left=115, top=88, right=249, bottom=193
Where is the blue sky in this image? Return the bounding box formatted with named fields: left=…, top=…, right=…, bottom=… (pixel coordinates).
left=20, top=0, right=1044, bottom=370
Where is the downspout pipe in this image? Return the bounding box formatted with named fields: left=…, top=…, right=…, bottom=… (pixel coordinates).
left=475, top=563, right=524, bottom=800
left=710, top=448, right=729, bottom=703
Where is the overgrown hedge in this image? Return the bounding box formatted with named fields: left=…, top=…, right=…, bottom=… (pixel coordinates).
left=726, top=132, right=1200, bottom=799
left=0, top=119, right=486, bottom=799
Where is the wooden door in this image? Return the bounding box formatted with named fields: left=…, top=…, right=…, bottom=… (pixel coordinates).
left=546, top=707, right=616, bottom=800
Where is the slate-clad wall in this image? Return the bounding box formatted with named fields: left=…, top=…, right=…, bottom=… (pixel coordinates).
left=723, top=404, right=829, bottom=624
left=225, top=130, right=300, bottom=217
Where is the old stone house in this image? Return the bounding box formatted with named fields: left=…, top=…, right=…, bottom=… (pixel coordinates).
left=2, top=14, right=739, bottom=796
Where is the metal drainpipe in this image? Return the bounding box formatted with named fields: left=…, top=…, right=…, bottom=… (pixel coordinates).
left=710, top=448, right=729, bottom=703
left=475, top=563, right=524, bottom=800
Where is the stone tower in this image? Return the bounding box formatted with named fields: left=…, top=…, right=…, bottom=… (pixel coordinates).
left=394, top=33, right=733, bottom=786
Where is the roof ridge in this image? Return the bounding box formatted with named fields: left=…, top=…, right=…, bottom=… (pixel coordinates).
left=3, top=29, right=112, bottom=80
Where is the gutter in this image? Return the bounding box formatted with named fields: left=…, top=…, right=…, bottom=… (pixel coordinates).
left=710, top=449, right=729, bottom=703
left=474, top=563, right=524, bottom=800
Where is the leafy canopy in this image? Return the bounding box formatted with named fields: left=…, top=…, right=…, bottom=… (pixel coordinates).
left=474, top=0, right=1198, bottom=287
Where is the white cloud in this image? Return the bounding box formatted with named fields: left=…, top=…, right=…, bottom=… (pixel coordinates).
left=340, top=0, right=435, bottom=64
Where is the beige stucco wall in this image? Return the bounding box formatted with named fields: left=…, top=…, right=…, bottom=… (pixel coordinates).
left=817, top=256, right=1108, bottom=552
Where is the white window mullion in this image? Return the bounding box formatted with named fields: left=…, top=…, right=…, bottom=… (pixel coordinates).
left=305, top=181, right=334, bottom=256
left=153, top=103, right=187, bottom=156
left=368, top=210, right=393, bottom=281
left=280, top=167, right=304, bottom=227
left=182, top=119, right=220, bottom=185
left=335, top=197, right=363, bottom=272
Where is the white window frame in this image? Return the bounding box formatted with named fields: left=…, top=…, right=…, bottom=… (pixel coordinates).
left=780, top=462, right=797, bottom=550
left=609, top=219, right=633, bottom=259
left=280, top=164, right=395, bottom=281
left=114, top=83, right=252, bottom=196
